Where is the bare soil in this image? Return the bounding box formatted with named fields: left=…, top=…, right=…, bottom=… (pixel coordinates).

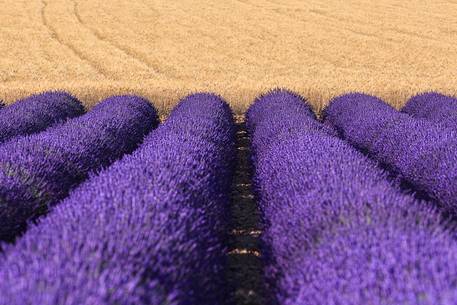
left=226, top=115, right=265, bottom=305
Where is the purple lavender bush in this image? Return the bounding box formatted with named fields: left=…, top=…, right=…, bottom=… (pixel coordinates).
left=0, top=93, right=235, bottom=305
left=324, top=93, right=457, bottom=213
left=0, top=95, right=158, bottom=242
left=402, top=92, right=457, bottom=130
left=0, top=91, right=85, bottom=143
left=247, top=90, right=457, bottom=305
left=246, top=89, right=336, bottom=160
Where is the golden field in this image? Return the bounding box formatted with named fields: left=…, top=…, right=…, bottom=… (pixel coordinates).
left=1, top=0, right=457, bottom=114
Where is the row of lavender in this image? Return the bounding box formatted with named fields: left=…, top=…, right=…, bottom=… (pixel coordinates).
left=0, top=92, right=85, bottom=144
left=0, top=93, right=158, bottom=242
left=247, top=90, right=457, bottom=304
left=324, top=92, right=457, bottom=214
left=0, top=89, right=457, bottom=304
left=0, top=92, right=235, bottom=304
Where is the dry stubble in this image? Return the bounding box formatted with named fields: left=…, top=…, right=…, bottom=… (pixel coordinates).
left=1, top=0, right=457, bottom=114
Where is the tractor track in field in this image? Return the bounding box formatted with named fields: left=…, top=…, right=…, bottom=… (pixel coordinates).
left=226, top=115, right=265, bottom=305
left=40, top=0, right=108, bottom=78
left=70, top=0, right=163, bottom=77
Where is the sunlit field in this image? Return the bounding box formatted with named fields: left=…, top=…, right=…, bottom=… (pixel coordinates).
left=2, top=0, right=457, bottom=113
left=1, top=1, right=457, bottom=304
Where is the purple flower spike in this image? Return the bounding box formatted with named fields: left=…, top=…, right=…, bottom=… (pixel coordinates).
left=247, top=90, right=457, bottom=305
left=324, top=92, right=457, bottom=213
left=0, top=92, right=235, bottom=305
left=0, top=91, right=85, bottom=143
left=403, top=92, right=457, bottom=130
left=246, top=88, right=336, bottom=161
left=0, top=95, right=158, bottom=242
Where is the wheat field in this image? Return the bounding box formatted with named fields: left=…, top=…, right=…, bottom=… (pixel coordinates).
left=2, top=0, right=457, bottom=114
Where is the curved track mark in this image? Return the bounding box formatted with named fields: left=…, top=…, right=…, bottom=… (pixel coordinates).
left=71, top=0, right=163, bottom=76
left=40, top=0, right=107, bottom=78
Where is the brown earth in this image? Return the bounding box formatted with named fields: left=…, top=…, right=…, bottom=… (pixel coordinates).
left=2, top=0, right=457, bottom=114
left=227, top=115, right=265, bottom=305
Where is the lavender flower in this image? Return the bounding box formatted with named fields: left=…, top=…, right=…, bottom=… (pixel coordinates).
left=0, top=93, right=235, bottom=305
left=0, top=91, right=85, bottom=143
left=0, top=95, right=158, bottom=242
left=248, top=90, right=457, bottom=305
left=403, top=92, right=457, bottom=130
left=324, top=92, right=457, bottom=213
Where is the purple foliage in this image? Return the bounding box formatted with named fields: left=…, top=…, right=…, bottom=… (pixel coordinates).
left=0, top=95, right=158, bottom=242
left=247, top=90, right=457, bottom=305
left=0, top=93, right=235, bottom=305
left=0, top=91, right=85, bottom=143
left=246, top=89, right=336, bottom=160
left=402, top=92, right=457, bottom=130
left=324, top=93, right=457, bottom=213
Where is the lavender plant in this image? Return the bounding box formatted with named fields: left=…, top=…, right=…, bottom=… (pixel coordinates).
left=0, top=91, right=85, bottom=143
left=403, top=92, right=457, bottom=130
left=247, top=89, right=457, bottom=305
left=0, top=95, right=158, bottom=242
left=324, top=92, right=457, bottom=213
left=246, top=89, right=336, bottom=161
left=0, top=93, right=235, bottom=305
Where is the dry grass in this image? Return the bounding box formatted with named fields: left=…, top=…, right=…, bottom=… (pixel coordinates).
left=2, top=0, right=457, bottom=114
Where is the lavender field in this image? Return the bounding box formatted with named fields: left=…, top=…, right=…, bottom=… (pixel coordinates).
left=0, top=90, right=456, bottom=304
